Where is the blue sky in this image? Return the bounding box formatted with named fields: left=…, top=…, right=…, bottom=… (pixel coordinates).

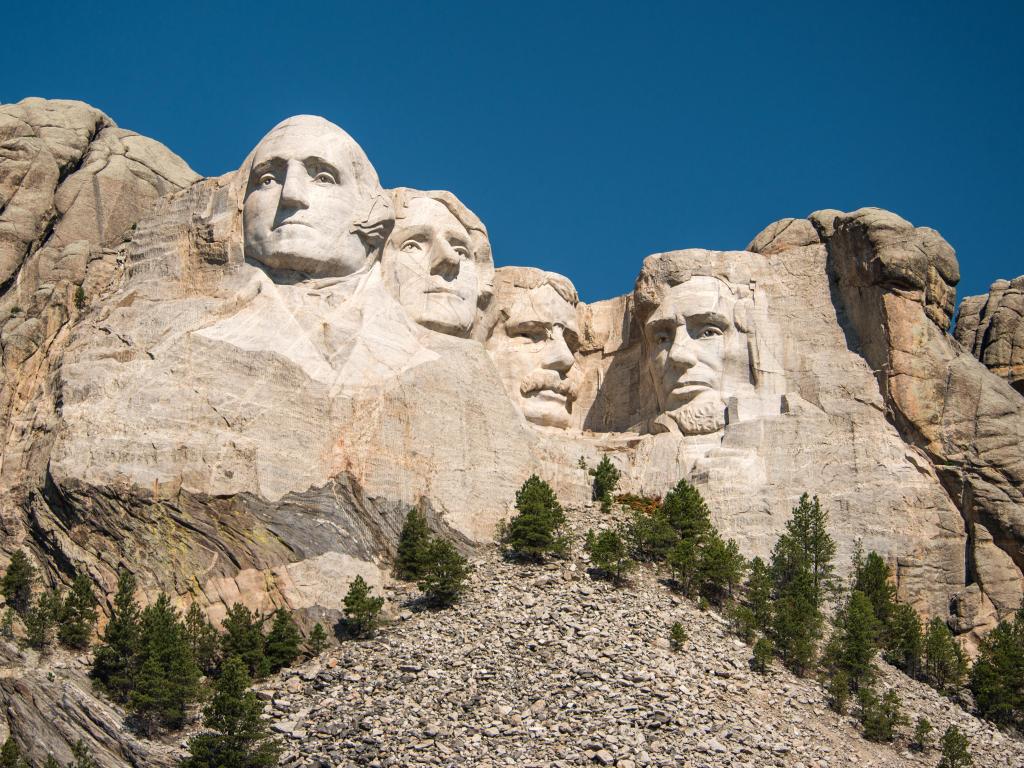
left=3, top=1, right=1021, bottom=304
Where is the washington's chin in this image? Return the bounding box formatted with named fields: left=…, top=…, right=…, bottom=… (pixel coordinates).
left=520, top=390, right=572, bottom=429
left=411, top=298, right=475, bottom=337
left=246, top=230, right=366, bottom=278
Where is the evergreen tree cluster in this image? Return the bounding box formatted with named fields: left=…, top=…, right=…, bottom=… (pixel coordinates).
left=394, top=509, right=471, bottom=607
left=500, top=475, right=569, bottom=561
left=587, top=456, right=621, bottom=512
left=970, top=607, right=1024, bottom=729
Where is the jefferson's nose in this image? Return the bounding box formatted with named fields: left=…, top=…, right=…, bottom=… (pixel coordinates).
left=429, top=240, right=461, bottom=280
left=667, top=330, right=699, bottom=369
left=279, top=162, right=311, bottom=209
left=543, top=327, right=575, bottom=373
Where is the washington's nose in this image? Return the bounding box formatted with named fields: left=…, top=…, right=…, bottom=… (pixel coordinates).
left=429, top=240, right=461, bottom=280
left=543, top=328, right=575, bottom=373
left=279, top=162, right=311, bottom=209
left=668, top=331, right=699, bottom=369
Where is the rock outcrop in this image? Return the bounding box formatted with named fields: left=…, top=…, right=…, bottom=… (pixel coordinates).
left=956, top=276, right=1024, bottom=394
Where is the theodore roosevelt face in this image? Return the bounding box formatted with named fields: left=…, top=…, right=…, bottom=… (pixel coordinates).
left=382, top=196, right=481, bottom=337
left=243, top=117, right=379, bottom=279
left=643, top=275, right=736, bottom=434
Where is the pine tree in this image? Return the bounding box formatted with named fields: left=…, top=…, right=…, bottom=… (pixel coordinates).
left=589, top=456, right=621, bottom=512
left=834, top=590, right=881, bottom=690
left=827, top=670, right=851, bottom=714
left=91, top=571, right=141, bottom=702
left=264, top=608, right=302, bottom=671
left=0, top=737, right=25, bottom=768
left=1, top=551, right=35, bottom=617
left=58, top=574, right=97, bottom=650
left=911, top=716, right=932, bottom=752
left=307, top=622, right=328, bottom=655
left=922, top=617, right=967, bottom=693
left=666, top=539, right=700, bottom=596
left=418, top=538, right=471, bottom=607
left=769, top=585, right=821, bottom=674
left=696, top=532, right=746, bottom=605
left=969, top=607, right=1024, bottom=727
left=183, top=603, right=220, bottom=676
left=884, top=602, right=923, bottom=677
left=626, top=507, right=678, bottom=562
left=395, top=509, right=431, bottom=581
left=751, top=637, right=773, bottom=674
left=584, top=528, right=634, bottom=585
left=660, top=479, right=712, bottom=542
left=67, top=740, right=97, bottom=768
left=744, top=556, right=773, bottom=632
left=773, top=493, right=836, bottom=610
left=501, top=475, right=568, bottom=560
left=342, top=576, right=384, bottom=638
left=220, top=603, right=269, bottom=680
left=25, top=589, right=61, bottom=651
left=938, top=725, right=972, bottom=768
left=91, top=571, right=142, bottom=702
left=129, top=593, right=200, bottom=733
left=857, top=686, right=906, bottom=743
left=181, top=655, right=281, bottom=768
left=0, top=608, right=13, bottom=639
left=852, top=550, right=896, bottom=629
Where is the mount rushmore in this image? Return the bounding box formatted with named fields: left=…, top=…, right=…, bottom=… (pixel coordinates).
left=1, top=97, right=1023, bottom=646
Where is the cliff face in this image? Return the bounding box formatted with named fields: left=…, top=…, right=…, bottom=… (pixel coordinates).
left=0, top=98, right=1021, bottom=643
left=956, top=276, right=1024, bottom=395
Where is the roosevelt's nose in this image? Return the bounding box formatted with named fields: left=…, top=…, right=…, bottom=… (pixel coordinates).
left=667, top=330, right=699, bottom=370
left=543, top=327, right=575, bottom=374
left=429, top=239, right=461, bottom=281
left=279, top=161, right=311, bottom=210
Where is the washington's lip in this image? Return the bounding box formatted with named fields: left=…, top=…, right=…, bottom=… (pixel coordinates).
left=272, top=220, right=316, bottom=231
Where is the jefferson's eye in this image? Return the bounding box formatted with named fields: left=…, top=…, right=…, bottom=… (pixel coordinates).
left=258, top=173, right=276, bottom=187
left=697, top=326, right=723, bottom=339
left=314, top=172, right=337, bottom=185
left=452, top=245, right=470, bottom=259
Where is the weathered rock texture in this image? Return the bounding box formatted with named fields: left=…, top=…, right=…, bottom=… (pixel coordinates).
left=956, top=276, right=1024, bottom=394
left=0, top=102, right=1022, bottom=746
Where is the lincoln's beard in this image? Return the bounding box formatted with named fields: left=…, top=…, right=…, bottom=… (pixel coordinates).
left=668, top=393, right=726, bottom=435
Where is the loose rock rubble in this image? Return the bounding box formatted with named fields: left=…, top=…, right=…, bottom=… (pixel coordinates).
left=261, top=507, right=1024, bottom=768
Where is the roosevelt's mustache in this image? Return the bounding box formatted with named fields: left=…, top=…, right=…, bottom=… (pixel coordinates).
left=520, top=370, right=579, bottom=401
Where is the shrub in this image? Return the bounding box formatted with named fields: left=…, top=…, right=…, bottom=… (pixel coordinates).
left=25, top=590, right=61, bottom=651
left=884, top=602, right=923, bottom=678
left=0, top=609, right=12, bottom=640
left=0, top=736, right=24, bottom=768
left=183, top=603, right=220, bottom=676
left=922, top=617, right=967, bottom=693
left=937, top=725, right=972, bottom=768
left=589, top=456, right=621, bottom=512
left=58, top=574, right=97, bottom=650
left=91, top=571, right=142, bottom=702
left=857, top=686, right=906, bottom=743
left=1, top=551, right=35, bottom=616
left=584, top=528, right=634, bottom=585
left=395, top=509, right=432, bottom=581
left=911, top=716, right=932, bottom=752
left=660, top=479, right=712, bottom=541
left=501, top=475, right=568, bottom=561
left=626, top=508, right=677, bottom=562
left=727, top=603, right=757, bottom=644
left=264, top=608, right=302, bottom=671
left=74, top=285, right=86, bottom=310
left=666, top=539, right=700, bottom=595
left=181, top=655, right=281, bottom=768
left=827, top=670, right=850, bottom=714
left=751, top=637, right=773, bottom=674
left=697, top=532, right=746, bottom=605
left=342, top=576, right=385, bottom=638
left=307, top=622, right=328, bottom=655
left=669, top=621, right=687, bottom=651
left=418, top=538, right=471, bottom=607
left=220, top=603, right=269, bottom=679
left=969, top=607, right=1024, bottom=728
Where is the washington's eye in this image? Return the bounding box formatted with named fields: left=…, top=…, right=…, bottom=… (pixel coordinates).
left=655, top=332, right=671, bottom=345
left=697, top=326, right=723, bottom=339
left=258, top=173, right=276, bottom=187
left=400, top=239, right=423, bottom=253
left=513, top=328, right=546, bottom=343
left=314, top=171, right=337, bottom=185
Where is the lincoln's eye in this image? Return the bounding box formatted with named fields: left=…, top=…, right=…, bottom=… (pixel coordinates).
left=314, top=171, right=337, bottom=185
left=697, top=326, right=724, bottom=339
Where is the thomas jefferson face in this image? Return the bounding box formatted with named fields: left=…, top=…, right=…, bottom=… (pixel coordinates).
left=487, top=282, right=580, bottom=429
left=243, top=118, right=377, bottom=278
left=643, top=275, right=737, bottom=434
left=382, top=197, right=480, bottom=337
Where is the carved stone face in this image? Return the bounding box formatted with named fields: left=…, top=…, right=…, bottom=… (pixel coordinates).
left=487, top=282, right=580, bottom=429
left=643, top=275, right=738, bottom=434
left=382, top=197, right=480, bottom=337
left=243, top=118, right=378, bottom=278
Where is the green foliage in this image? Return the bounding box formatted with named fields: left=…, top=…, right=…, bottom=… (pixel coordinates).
left=669, top=621, right=687, bottom=651
left=744, top=556, right=772, bottom=632
left=884, top=602, right=923, bottom=678
left=666, top=539, right=700, bottom=596
left=307, top=622, right=328, bottom=655
left=827, top=669, right=850, bottom=714
left=857, top=686, right=906, bottom=743
left=852, top=549, right=896, bottom=629
left=660, top=479, right=712, bottom=542
left=74, top=285, right=86, bottom=311
left=264, top=608, right=302, bottom=671
left=0, top=737, right=26, bottom=768
left=589, top=456, right=621, bottom=511
left=25, top=590, right=61, bottom=651
left=911, top=716, right=933, bottom=752
left=696, top=532, right=746, bottom=605
left=501, top=475, right=568, bottom=560
left=938, top=725, right=972, bottom=768
left=395, top=509, right=432, bottom=581
left=626, top=508, right=677, bottom=562
left=769, top=579, right=821, bottom=675
left=343, top=577, right=385, bottom=638
left=91, top=571, right=141, bottom=702
left=67, top=740, right=97, bottom=768
left=43, top=758, right=60, bottom=768
left=584, top=528, right=634, bottom=585
left=220, top=603, right=269, bottom=680
left=833, top=590, right=881, bottom=689
left=181, top=655, right=281, bottom=768
left=129, top=594, right=201, bottom=733
left=727, top=603, right=757, bottom=645
left=1, top=551, right=35, bottom=616
left=969, top=607, right=1024, bottom=728
left=922, top=617, right=967, bottom=693
left=0, top=608, right=13, bottom=640
left=417, top=538, right=471, bottom=607
left=58, top=574, right=97, bottom=650
left=183, top=603, right=220, bottom=676
left=771, top=493, right=836, bottom=610
left=751, top=637, right=773, bottom=674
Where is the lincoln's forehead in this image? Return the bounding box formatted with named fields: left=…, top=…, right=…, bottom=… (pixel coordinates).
left=506, top=284, right=578, bottom=331
left=649, top=276, right=734, bottom=324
